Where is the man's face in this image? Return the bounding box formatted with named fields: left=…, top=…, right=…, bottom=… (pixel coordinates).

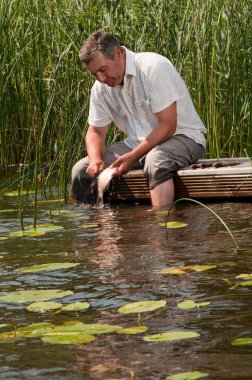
left=86, top=47, right=125, bottom=87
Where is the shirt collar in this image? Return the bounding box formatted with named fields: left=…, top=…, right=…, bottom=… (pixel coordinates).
left=124, top=47, right=136, bottom=77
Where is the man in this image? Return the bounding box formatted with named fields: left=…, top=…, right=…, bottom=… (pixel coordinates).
left=71, top=31, right=206, bottom=208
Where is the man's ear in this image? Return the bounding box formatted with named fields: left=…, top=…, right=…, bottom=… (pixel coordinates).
left=114, top=46, right=124, bottom=59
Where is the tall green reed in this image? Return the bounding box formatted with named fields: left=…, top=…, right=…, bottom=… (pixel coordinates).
left=0, top=0, right=251, bottom=208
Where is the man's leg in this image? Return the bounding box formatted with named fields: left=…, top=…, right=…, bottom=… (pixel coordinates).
left=149, top=179, right=175, bottom=208
left=144, top=135, right=205, bottom=209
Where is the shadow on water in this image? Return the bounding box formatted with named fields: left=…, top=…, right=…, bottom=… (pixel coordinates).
left=0, top=193, right=252, bottom=379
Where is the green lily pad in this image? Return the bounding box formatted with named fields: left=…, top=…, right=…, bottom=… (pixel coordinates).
left=0, top=237, right=8, bottom=241
left=160, top=221, right=188, bottom=228
left=144, top=330, right=200, bottom=342
left=9, top=230, right=46, bottom=237
left=240, top=280, right=252, bottom=286
left=78, top=224, right=99, bottom=228
left=236, top=274, right=252, bottom=280
left=167, top=371, right=208, bottom=380
left=37, top=199, right=64, bottom=204
left=118, top=300, right=166, bottom=314
left=0, top=289, right=73, bottom=303
left=117, top=326, right=148, bottom=335
left=197, top=302, right=211, bottom=307
left=177, top=300, right=211, bottom=310
left=231, top=337, right=252, bottom=346
left=17, top=262, right=79, bottom=273
left=17, top=322, right=55, bottom=337
left=25, top=223, right=64, bottom=233
left=9, top=223, right=64, bottom=238
left=0, top=209, right=16, bottom=213
left=185, top=265, right=216, bottom=272
left=65, top=213, right=82, bottom=218
left=4, top=190, right=35, bottom=197
left=27, top=301, right=63, bottom=312
left=61, top=302, right=90, bottom=312
left=41, top=332, right=95, bottom=345
left=51, top=210, right=82, bottom=218
left=157, top=210, right=173, bottom=215
left=154, top=267, right=186, bottom=275
left=52, top=323, right=122, bottom=335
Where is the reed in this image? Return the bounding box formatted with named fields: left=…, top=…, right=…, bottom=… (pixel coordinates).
left=165, top=198, right=240, bottom=250
left=0, top=0, right=251, bottom=199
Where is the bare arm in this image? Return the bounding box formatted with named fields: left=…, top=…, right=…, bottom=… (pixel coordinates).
left=111, top=102, right=177, bottom=175
left=86, top=125, right=108, bottom=178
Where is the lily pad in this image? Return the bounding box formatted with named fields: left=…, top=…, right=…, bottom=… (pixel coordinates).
left=240, top=280, right=252, bottom=286
left=17, top=322, right=55, bottom=337
left=41, top=332, right=95, bottom=345
left=27, top=301, right=63, bottom=312
left=0, top=237, right=8, bottom=241
left=160, top=221, right=188, bottom=228
left=4, top=190, right=35, bottom=197
left=0, top=209, right=16, bottom=213
left=65, top=213, right=82, bottom=218
left=118, top=300, right=166, bottom=314
left=17, top=262, right=79, bottom=273
left=78, top=224, right=99, bottom=228
left=177, top=300, right=211, bottom=310
left=117, top=326, right=148, bottom=335
left=9, top=223, right=64, bottom=238
left=37, top=199, right=64, bottom=203
left=184, top=265, right=216, bottom=272
left=231, top=337, right=252, bottom=346
left=236, top=274, right=252, bottom=280
left=9, top=230, right=46, bottom=237
left=0, top=289, right=73, bottom=303
left=52, top=323, right=122, bottom=335
left=61, top=302, right=90, bottom=312
left=154, top=267, right=186, bottom=275
left=157, top=210, right=173, bottom=215
left=144, top=330, right=200, bottom=342
left=167, top=371, right=208, bottom=380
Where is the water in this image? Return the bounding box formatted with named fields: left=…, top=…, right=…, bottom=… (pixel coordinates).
left=0, top=194, right=252, bottom=380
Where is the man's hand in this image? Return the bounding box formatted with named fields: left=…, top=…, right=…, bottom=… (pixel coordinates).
left=111, top=152, right=136, bottom=176
left=85, top=125, right=108, bottom=178
left=86, top=159, right=105, bottom=178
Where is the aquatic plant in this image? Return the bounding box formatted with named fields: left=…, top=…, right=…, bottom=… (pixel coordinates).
left=165, top=198, right=240, bottom=250
left=1, top=0, right=251, bottom=192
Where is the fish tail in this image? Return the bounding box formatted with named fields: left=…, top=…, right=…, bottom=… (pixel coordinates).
left=96, top=196, right=104, bottom=208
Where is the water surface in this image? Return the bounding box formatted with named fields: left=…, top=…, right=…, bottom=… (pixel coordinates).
left=0, top=195, right=252, bottom=380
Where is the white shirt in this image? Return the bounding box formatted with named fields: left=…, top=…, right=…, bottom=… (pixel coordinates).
left=88, top=48, right=206, bottom=149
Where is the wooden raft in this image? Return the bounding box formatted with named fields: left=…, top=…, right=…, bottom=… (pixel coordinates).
left=110, top=158, right=252, bottom=202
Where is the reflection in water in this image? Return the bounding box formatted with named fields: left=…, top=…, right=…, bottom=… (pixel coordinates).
left=0, top=198, right=252, bottom=379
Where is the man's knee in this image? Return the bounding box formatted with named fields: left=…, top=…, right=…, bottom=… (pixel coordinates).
left=71, top=157, right=89, bottom=181
left=143, top=150, right=176, bottom=190
left=71, top=157, right=94, bottom=203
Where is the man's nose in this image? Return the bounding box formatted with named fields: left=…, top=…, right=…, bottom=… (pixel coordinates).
left=96, top=72, right=106, bottom=83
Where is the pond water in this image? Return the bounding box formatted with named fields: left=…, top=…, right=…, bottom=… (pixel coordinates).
left=0, top=193, right=252, bottom=380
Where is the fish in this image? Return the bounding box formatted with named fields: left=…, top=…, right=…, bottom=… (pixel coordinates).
left=96, top=167, right=117, bottom=207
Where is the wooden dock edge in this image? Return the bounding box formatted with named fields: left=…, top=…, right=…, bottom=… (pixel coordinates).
left=110, top=158, right=252, bottom=201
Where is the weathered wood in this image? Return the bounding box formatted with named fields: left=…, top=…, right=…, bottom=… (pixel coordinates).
left=110, top=158, right=252, bottom=201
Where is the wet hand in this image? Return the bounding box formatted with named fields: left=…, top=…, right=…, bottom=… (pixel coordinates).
left=111, top=153, right=136, bottom=176
left=86, top=160, right=105, bottom=178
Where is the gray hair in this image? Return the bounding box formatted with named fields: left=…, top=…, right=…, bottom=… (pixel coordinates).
left=79, top=31, right=121, bottom=65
